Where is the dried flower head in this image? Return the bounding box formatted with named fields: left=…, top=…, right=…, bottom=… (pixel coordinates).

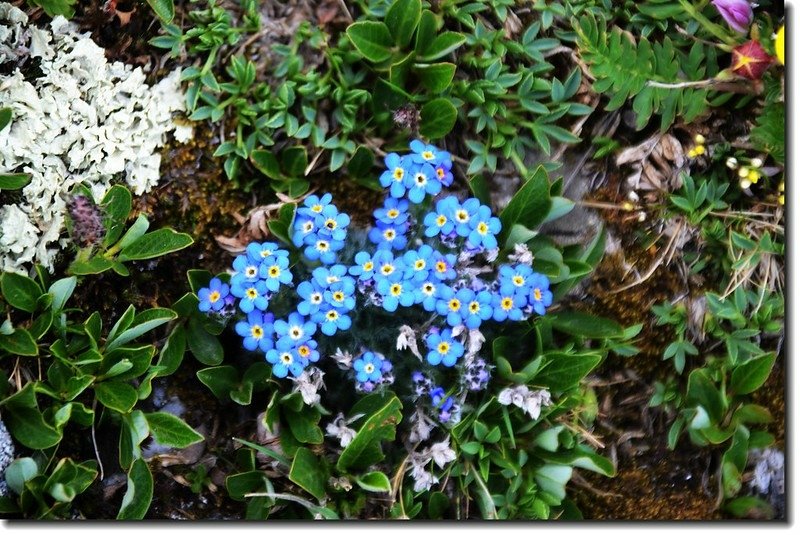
left=67, top=195, right=105, bottom=247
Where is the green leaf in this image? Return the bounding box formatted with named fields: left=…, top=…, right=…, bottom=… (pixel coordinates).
left=0, top=328, right=38, bottom=356
left=118, top=228, right=194, bottom=262
left=144, top=412, right=204, bottom=449
left=420, top=31, right=467, bottom=61
left=0, top=173, right=31, bottom=190
left=95, top=382, right=138, bottom=413
left=251, top=149, right=282, bottom=179
left=286, top=409, right=324, bottom=444
left=106, top=308, right=177, bottom=351
left=337, top=395, right=403, bottom=472
left=385, top=0, right=421, bottom=47
left=289, top=447, right=327, bottom=501
left=536, top=352, right=602, bottom=391
left=187, top=316, right=224, bottom=365
left=0, top=107, right=11, bottom=131
left=33, top=0, right=76, bottom=17
left=4, top=457, right=39, bottom=495
left=0, top=383, right=62, bottom=449
left=68, top=256, right=115, bottom=276
left=724, top=496, right=774, bottom=519
left=550, top=311, right=624, bottom=338
left=539, top=446, right=616, bottom=476
left=686, top=369, right=725, bottom=423
left=117, top=458, right=154, bottom=519
left=730, top=353, right=776, bottom=395
left=48, top=276, right=77, bottom=312
left=415, top=62, right=456, bottom=93
left=346, top=21, right=394, bottom=62
left=419, top=98, right=457, bottom=139
left=117, top=214, right=150, bottom=250
left=196, top=366, right=238, bottom=400
left=101, top=185, right=133, bottom=247
left=499, top=166, right=552, bottom=240
left=427, top=491, right=450, bottom=518
left=534, top=464, right=572, bottom=501
left=1, top=271, right=43, bottom=313
left=355, top=471, right=391, bottom=493
left=146, top=0, right=175, bottom=23
left=155, top=325, right=186, bottom=377
left=45, top=458, right=97, bottom=503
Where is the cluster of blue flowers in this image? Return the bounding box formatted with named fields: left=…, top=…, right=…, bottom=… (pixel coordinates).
left=196, top=139, right=554, bottom=421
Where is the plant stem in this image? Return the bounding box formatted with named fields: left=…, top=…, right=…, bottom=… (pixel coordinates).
left=678, top=0, right=738, bottom=47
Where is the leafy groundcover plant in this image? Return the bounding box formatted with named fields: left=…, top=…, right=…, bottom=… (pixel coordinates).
left=187, top=140, right=635, bottom=519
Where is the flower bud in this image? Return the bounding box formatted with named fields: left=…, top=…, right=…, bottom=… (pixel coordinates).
left=712, top=0, right=754, bottom=34
left=731, top=41, right=773, bottom=80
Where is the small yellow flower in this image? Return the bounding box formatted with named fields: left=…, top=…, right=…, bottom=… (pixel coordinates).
left=747, top=169, right=760, bottom=183
left=694, top=134, right=706, bottom=145
left=778, top=181, right=785, bottom=205
left=775, top=25, right=785, bottom=66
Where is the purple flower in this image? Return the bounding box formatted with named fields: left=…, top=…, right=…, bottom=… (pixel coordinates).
left=711, top=0, right=753, bottom=34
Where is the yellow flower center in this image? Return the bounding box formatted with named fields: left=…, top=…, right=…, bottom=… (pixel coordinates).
left=414, top=259, right=426, bottom=270
left=364, top=363, right=375, bottom=374
left=251, top=326, right=264, bottom=339
left=387, top=209, right=399, bottom=219
left=393, top=168, right=404, bottom=181
left=298, top=345, right=310, bottom=357
left=208, top=291, right=221, bottom=303
left=469, top=301, right=480, bottom=313
left=533, top=288, right=542, bottom=301
left=245, top=266, right=258, bottom=277
left=456, top=210, right=469, bottom=223
left=311, top=204, right=323, bottom=213
left=390, top=284, right=403, bottom=297
left=316, top=240, right=329, bottom=251
left=436, top=215, right=447, bottom=226
left=326, top=275, right=339, bottom=284
left=512, top=275, right=525, bottom=286
left=325, top=218, right=337, bottom=230
left=311, top=293, right=322, bottom=304
left=326, top=310, right=339, bottom=321
left=381, top=264, right=395, bottom=275
left=260, top=249, right=273, bottom=258
left=280, top=352, right=293, bottom=364
left=290, top=327, right=302, bottom=339
left=437, top=342, right=450, bottom=355
left=436, top=168, right=445, bottom=178
left=415, top=173, right=427, bottom=185
left=363, top=261, right=374, bottom=271
left=422, top=283, right=435, bottom=295
left=477, top=222, right=488, bottom=235
left=384, top=229, right=396, bottom=240
left=436, top=261, right=447, bottom=273
left=421, top=150, right=435, bottom=160
left=245, top=288, right=258, bottom=299
left=501, top=297, right=513, bottom=310
left=448, top=299, right=461, bottom=312
left=333, top=291, right=345, bottom=302
left=268, top=266, right=280, bottom=277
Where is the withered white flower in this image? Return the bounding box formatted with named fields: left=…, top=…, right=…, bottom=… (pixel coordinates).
left=508, top=243, right=534, bottom=265
left=465, top=329, right=486, bottom=358
left=499, top=385, right=552, bottom=421
left=408, top=407, right=434, bottom=444
left=290, top=367, right=325, bottom=406
left=397, top=325, right=423, bottom=361
left=325, top=413, right=358, bottom=448
left=331, top=347, right=353, bottom=369
left=426, top=439, right=457, bottom=469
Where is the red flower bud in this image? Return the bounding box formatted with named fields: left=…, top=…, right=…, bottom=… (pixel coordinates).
left=731, top=40, right=773, bottom=80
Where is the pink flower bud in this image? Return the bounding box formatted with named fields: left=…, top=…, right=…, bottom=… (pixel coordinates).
left=712, top=0, right=754, bottom=34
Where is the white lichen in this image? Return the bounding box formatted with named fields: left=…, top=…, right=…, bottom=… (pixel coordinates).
left=0, top=3, right=190, bottom=272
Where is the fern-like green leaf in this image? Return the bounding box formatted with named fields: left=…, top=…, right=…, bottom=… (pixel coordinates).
left=574, top=16, right=713, bottom=131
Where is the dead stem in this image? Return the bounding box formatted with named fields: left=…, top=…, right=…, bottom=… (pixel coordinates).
left=609, top=219, right=684, bottom=294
